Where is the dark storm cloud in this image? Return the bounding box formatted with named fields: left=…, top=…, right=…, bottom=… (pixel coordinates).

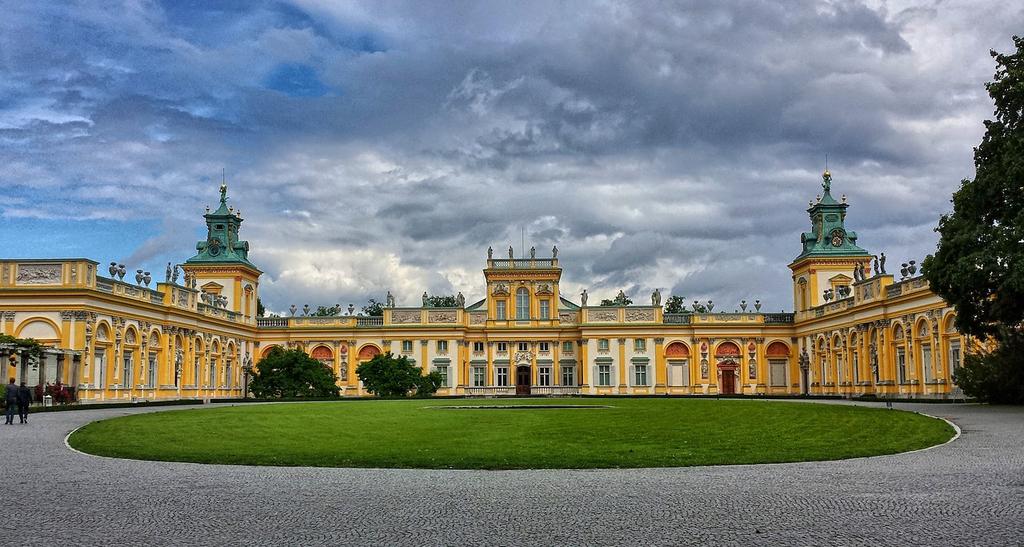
left=1, top=0, right=1021, bottom=311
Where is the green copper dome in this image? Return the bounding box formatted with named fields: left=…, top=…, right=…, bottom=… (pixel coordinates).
left=185, top=184, right=259, bottom=270
left=794, top=171, right=869, bottom=261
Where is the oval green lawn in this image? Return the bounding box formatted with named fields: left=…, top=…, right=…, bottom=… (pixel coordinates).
left=67, top=399, right=955, bottom=469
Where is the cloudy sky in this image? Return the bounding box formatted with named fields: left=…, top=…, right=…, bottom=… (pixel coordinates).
left=1, top=1, right=1020, bottom=313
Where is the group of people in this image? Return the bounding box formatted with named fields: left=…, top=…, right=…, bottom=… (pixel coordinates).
left=4, top=378, right=32, bottom=425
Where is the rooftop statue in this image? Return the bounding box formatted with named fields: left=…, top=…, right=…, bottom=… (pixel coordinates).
left=487, top=246, right=493, bottom=260
left=422, top=291, right=429, bottom=307
left=508, top=246, right=513, bottom=259
left=580, top=289, right=588, bottom=307
left=386, top=291, right=395, bottom=308
left=552, top=245, right=558, bottom=258
left=530, top=246, right=536, bottom=259
left=652, top=288, right=661, bottom=307
left=822, top=170, right=832, bottom=193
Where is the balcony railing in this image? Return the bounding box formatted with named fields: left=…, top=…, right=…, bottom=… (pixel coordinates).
left=464, top=386, right=516, bottom=396
left=529, top=386, right=581, bottom=396
left=356, top=316, right=383, bottom=327
left=257, top=317, right=289, bottom=328
left=487, top=258, right=558, bottom=269
left=764, top=313, right=795, bottom=324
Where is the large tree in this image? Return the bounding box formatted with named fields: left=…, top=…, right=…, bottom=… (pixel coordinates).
left=362, top=298, right=384, bottom=317
left=356, top=352, right=443, bottom=397
left=923, top=36, right=1024, bottom=403
left=249, top=347, right=340, bottom=398
left=664, top=295, right=686, bottom=314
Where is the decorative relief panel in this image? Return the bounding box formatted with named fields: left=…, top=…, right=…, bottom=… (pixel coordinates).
left=392, top=310, right=421, bottom=324
left=588, top=309, right=618, bottom=322
left=469, top=312, right=486, bottom=325
left=535, top=283, right=553, bottom=295
left=16, top=263, right=62, bottom=285
left=625, top=309, right=655, bottom=322
left=558, top=312, right=576, bottom=325
left=428, top=310, right=457, bottom=323
left=491, top=283, right=510, bottom=296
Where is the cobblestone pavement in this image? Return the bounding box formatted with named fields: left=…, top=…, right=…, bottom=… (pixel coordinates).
left=1, top=401, right=1021, bottom=546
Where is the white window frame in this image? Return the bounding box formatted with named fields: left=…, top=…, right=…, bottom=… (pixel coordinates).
left=496, top=367, right=509, bottom=387
left=598, top=364, right=611, bottom=386
left=437, top=340, right=448, bottom=354
left=516, top=288, right=529, bottom=319
left=497, top=342, right=508, bottom=353
left=496, top=301, right=506, bottom=319
left=634, top=364, right=648, bottom=386
left=147, top=352, right=157, bottom=387
left=472, top=366, right=486, bottom=387
left=473, top=341, right=484, bottom=353
left=539, top=299, right=550, bottom=319
left=562, top=341, right=573, bottom=354
left=598, top=339, right=610, bottom=352
left=561, top=365, right=575, bottom=386
left=518, top=342, right=529, bottom=352
left=538, top=367, right=551, bottom=386
left=402, top=340, right=413, bottom=353
left=122, top=350, right=134, bottom=388
left=538, top=342, right=550, bottom=352
left=634, top=339, right=646, bottom=352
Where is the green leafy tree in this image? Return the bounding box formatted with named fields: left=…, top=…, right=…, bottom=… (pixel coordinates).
left=923, top=36, right=1024, bottom=403
left=664, top=295, right=687, bottom=314
left=256, top=297, right=265, bottom=317
left=312, top=305, right=342, bottom=316
left=426, top=295, right=458, bottom=308
left=362, top=298, right=384, bottom=317
left=249, top=347, right=340, bottom=398
left=356, top=352, right=443, bottom=397
left=600, top=293, right=633, bottom=306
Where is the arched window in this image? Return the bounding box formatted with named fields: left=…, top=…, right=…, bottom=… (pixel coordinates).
left=516, top=288, right=529, bottom=319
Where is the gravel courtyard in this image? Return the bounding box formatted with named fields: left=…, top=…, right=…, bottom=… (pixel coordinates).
left=2, top=401, right=1021, bottom=546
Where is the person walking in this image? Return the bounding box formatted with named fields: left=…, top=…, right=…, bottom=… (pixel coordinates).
left=17, top=382, right=31, bottom=424
left=4, top=378, right=17, bottom=425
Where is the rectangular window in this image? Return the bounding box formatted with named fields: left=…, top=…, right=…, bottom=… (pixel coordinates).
left=634, top=364, right=648, bottom=386
left=598, top=339, right=610, bottom=352
left=147, top=353, right=157, bottom=387
left=949, top=340, right=961, bottom=376
left=496, top=301, right=506, bottom=320
left=472, top=367, right=485, bottom=387
left=539, top=299, right=550, bottom=319
left=436, top=366, right=448, bottom=387
left=897, top=348, right=907, bottom=383
left=497, top=342, right=508, bottom=353
left=225, top=359, right=232, bottom=389
left=402, top=340, right=413, bottom=353
left=562, top=341, right=573, bottom=354
left=634, top=339, right=646, bottom=352
left=194, top=357, right=200, bottom=386
left=598, top=364, right=611, bottom=386
left=496, top=367, right=509, bottom=387
left=561, top=366, right=575, bottom=386
left=122, top=350, right=133, bottom=388
left=209, top=359, right=216, bottom=387
left=538, top=367, right=551, bottom=386
left=921, top=345, right=932, bottom=382
left=516, top=290, right=529, bottom=319
left=437, top=340, right=448, bottom=354
left=473, top=341, right=484, bottom=353
left=518, top=342, right=529, bottom=352
left=94, top=348, right=106, bottom=387
left=538, top=342, right=550, bottom=352
left=769, top=359, right=787, bottom=387
left=852, top=353, right=859, bottom=383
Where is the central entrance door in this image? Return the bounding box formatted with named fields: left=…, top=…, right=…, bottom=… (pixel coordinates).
left=515, top=365, right=531, bottom=396
left=720, top=366, right=737, bottom=395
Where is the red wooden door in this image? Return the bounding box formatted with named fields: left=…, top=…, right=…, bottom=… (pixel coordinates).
left=721, top=369, right=736, bottom=395
left=516, top=366, right=531, bottom=395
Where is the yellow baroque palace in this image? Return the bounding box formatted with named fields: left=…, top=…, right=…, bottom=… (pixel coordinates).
left=0, top=173, right=970, bottom=401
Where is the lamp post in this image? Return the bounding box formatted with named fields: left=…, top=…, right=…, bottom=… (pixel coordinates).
left=241, top=356, right=254, bottom=399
